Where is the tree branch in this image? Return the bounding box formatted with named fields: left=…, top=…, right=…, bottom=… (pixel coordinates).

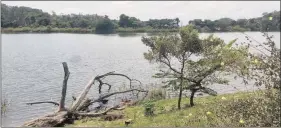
left=90, top=89, right=148, bottom=105
left=75, top=105, right=121, bottom=118
left=70, top=76, right=96, bottom=111
left=26, top=101, right=59, bottom=106
left=94, top=72, right=136, bottom=94
left=194, top=64, right=221, bottom=82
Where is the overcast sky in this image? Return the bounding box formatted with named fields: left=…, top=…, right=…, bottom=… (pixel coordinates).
left=2, top=1, right=280, bottom=25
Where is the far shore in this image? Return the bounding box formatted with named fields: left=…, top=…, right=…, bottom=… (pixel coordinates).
left=2, top=27, right=280, bottom=34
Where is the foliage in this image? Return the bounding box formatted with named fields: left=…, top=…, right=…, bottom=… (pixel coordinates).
left=1, top=27, right=94, bottom=33
left=142, top=25, right=249, bottom=108
left=1, top=4, right=279, bottom=33
left=233, top=32, right=280, bottom=90
left=143, top=100, right=155, bottom=116
left=95, top=16, right=115, bottom=34
left=215, top=89, right=280, bottom=127
left=116, top=27, right=179, bottom=33
left=70, top=90, right=278, bottom=127
left=189, top=11, right=280, bottom=32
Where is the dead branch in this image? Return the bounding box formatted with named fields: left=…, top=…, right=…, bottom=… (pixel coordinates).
left=22, top=111, right=69, bottom=127
left=94, top=71, right=137, bottom=93
left=23, top=62, right=147, bottom=127
left=75, top=105, right=120, bottom=118
left=58, top=62, right=70, bottom=111
left=26, top=101, right=59, bottom=106
left=71, top=71, right=140, bottom=111
left=70, top=76, right=96, bottom=111
left=76, top=88, right=147, bottom=112
left=91, top=89, right=147, bottom=104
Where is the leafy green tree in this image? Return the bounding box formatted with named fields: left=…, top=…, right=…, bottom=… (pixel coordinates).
left=95, top=16, right=115, bottom=34
left=236, top=19, right=248, bottom=28
left=175, top=18, right=180, bottom=27
left=119, top=14, right=130, bottom=28
left=142, top=25, right=249, bottom=108
left=215, top=18, right=235, bottom=31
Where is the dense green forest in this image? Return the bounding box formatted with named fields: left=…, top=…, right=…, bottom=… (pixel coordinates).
left=1, top=3, right=280, bottom=33
left=189, top=11, right=280, bottom=32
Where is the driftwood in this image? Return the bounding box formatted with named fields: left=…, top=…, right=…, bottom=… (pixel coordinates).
left=22, top=62, right=148, bottom=127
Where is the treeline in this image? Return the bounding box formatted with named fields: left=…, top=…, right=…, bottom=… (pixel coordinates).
left=189, top=11, right=280, bottom=32
left=1, top=3, right=280, bottom=33
left=1, top=4, right=180, bottom=33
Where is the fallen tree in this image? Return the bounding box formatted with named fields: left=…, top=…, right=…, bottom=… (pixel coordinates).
left=22, top=62, right=148, bottom=127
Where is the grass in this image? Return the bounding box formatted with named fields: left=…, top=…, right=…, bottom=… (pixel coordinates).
left=69, top=89, right=279, bottom=127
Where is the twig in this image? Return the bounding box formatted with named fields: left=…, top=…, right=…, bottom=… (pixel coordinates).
left=26, top=101, right=59, bottom=106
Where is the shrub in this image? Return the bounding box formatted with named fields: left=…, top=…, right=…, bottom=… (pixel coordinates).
left=143, top=100, right=155, bottom=116
left=215, top=89, right=280, bottom=127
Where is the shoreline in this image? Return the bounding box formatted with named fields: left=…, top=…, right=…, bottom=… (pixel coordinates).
left=2, top=27, right=280, bottom=34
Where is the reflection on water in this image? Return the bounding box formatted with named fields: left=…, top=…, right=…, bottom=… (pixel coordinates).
left=1, top=32, right=280, bottom=127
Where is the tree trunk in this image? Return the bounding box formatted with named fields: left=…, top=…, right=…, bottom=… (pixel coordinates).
left=177, top=77, right=184, bottom=110
left=190, top=89, right=197, bottom=107
left=177, top=55, right=186, bottom=110
left=58, top=62, right=70, bottom=111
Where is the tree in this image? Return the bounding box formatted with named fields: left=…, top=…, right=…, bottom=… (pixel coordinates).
left=236, top=19, right=248, bottom=28
left=141, top=25, right=202, bottom=109
left=215, top=18, right=235, bottom=31
left=119, top=14, right=130, bottom=28
left=95, top=17, right=115, bottom=34
left=175, top=18, right=180, bottom=27
left=142, top=25, right=249, bottom=108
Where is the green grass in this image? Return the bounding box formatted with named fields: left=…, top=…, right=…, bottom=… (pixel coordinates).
left=68, top=90, right=279, bottom=127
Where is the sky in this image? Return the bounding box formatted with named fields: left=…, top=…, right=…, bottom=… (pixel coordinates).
left=2, top=1, right=280, bottom=25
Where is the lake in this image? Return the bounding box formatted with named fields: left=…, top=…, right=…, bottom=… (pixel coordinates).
left=1, top=32, right=280, bottom=127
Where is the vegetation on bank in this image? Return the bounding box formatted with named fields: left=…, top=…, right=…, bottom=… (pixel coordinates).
left=1, top=27, right=179, bottom=34
left=70, top=89, right=280, bottom=127
left=1, top=3, right=280, bottom=34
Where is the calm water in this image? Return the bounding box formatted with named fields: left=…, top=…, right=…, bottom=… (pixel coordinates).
left=1, top=32, right=280, bottom=127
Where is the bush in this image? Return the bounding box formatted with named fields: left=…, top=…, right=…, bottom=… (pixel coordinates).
left=143, top=100, right=155, bottom=116
left=214, top=89, right=280, bottom=127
